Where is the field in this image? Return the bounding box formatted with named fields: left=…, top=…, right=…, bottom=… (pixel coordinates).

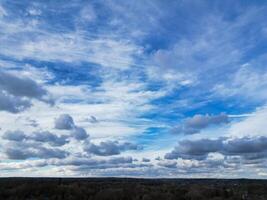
left=0, top=178, right=266, bottom=200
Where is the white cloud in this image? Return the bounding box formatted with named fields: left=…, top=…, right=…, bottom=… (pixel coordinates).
left=27, top=8, right=42, bottom=16
left=0, top=30, right=142, bottom=70
left=79, top=4, right=96, bottom=23
left=228, top=106, right=267, bottom=137
left=0, top=4, right=7, bottom=18
left=213, top=64, right=267, bottom=102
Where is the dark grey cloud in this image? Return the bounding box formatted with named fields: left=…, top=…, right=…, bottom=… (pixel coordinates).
left=29, top=131, right=69, bottom=146
left=5, top=142, right=68, bottom=160
left=54, top=114, right=75, bottom=130
left=2, top=130, right=69, bottom=147
left=142, top=158, right=150, bottom=162
left=165, top=136, right=267, bottom=161
left=33, top=156, right=136, bottom=171
left=88, top=116, right=98, bottom=123
left=0, top=91, right=31, bottom=113
left=2, top=130, right=27, bottom=141
left=0, top=70, right=52, bottom=113
left=84, top=140, right=139, bottom=156
left=54, top=114, right=89, bottom=140
left=172, top=113, right=229, bottom=134
left=224, top=136, right=267, bottom=154
left=165, top=138, right=223, bottom=160
left=155, top=156, right=161, bottom=161
left=72, top=127, right=89, bottom=140
left=0, top=70, right=47, bottom=100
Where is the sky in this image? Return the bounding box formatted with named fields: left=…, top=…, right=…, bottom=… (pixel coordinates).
left=1, top=0, right=267, bottom=178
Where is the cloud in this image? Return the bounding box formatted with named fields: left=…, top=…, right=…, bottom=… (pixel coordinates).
left=72, top=127, right=89, bottom=140
left=4, top=142, right=68, bottom=160
left=142, top=158, right=150, bottom=162
left=2, top=130, right=27, bottom=142
left=59, top=156, right=134, bottom=168
left=79, top=4, right=96, bottom=23
left=165, top=136, right=267, bottom=161
left=228, top=106, right=267, bottom=138
left=0, top=4, right=7, bottom=18
left=54, top=114, right=89, bottom=140
left=165, top=138, right=223, bottom=160
left=88, top=116, right=98, bottom=123
left=213, top=65, right=267, bottom=102
left=0, top=70, right=52, bottom=113
left=2, top=130, right=69, bottom=147
left=84, top=140, right=139, bottom=156
left=0, top=91, right=32, bottom=113
left=158, top=160, right=177, bottom=168
left=25, top=119, right=39, bottom=127
left=1, top=31, right=141, bottom=70
left=224, top=137, right=267, bottom=155
left=29, top=131, right=69, bottom=147
left=54, top=114, right=75, bottom=130
left=27, top=8, right=42, bottom=16
left=172, top=113, right=229, bottom=134
left=0, top=1, right=142, bottom=70
left=1, top=156, right=136, bottom=172
left=0, top=70, right=50, bottom=102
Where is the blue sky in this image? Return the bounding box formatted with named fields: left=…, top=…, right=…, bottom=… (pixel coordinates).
left=1, top=0, right=267, bottom=178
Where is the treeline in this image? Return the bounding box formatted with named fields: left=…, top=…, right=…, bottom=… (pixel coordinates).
left=0, top=178, right=266, bottom=200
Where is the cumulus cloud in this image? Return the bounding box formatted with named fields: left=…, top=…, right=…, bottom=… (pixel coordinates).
left=2, top=130, right=27, bottom=141
left=158, top=160, right=177, bottom=168
left=0, top=70, right=52, bottom=113
left=224, top=137, right=267, bottom=155
left=29, top=131, right=69, bottom=147
left=142, top=158, right=150, bottom=162
left=84, top=140, right=139, bottom=156
left=2, top=130, right=69, bottom=147
left=54, top=114, right=75, bottom=130
left=172, top=114, right=229, bottom=134
left=72, top=127, right=89, bottom=140
left=0, top=91, right=32, bottom=113
left=165, top=136, right=267, bottom=161
left=0, top=71, right=47, bottom=99
left=54, top=114, right=89, bottom=140
left=165, top=138, right=223, bottom=160
left=4, top=142, right=68, bottom=160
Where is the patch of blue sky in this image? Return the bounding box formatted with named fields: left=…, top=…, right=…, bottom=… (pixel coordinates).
left=141, top=86, right=261, bottom=128
left=129, top=126, right=175, bottom=150
left=21, top=59, right=102, bottom=86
